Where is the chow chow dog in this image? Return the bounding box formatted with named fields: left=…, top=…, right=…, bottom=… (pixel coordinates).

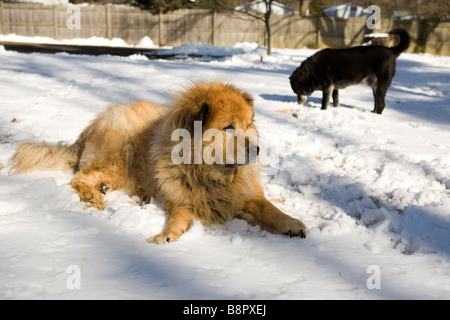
left=289, top=28, right=410, bottom=114
left=9, top=81, right=306, bottom=243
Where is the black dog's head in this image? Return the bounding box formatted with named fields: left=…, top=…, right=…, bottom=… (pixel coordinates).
left=289, top=59, right=314, bottom=104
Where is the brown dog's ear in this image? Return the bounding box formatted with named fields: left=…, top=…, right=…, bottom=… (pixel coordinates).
left=241, top=91, right=254, bottom=107
left=195, top=102, right=211, bottom=125
left=173, top=101, right=210, bottom=134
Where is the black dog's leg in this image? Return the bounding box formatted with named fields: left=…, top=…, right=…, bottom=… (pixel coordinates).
left=372, top=84, right=389, bottom=114
left=376, top=90, right=387, bottom=114
left=332, top=89, right=339, bottom=108
left=321, top=86, right=333, bottom=110
left=371, top=86, right=379, bottom=113
left=372, top=69, right=394, bottom=114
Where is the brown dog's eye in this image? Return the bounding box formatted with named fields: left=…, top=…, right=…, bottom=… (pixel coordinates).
left=223, top=123, right=234, bottom=131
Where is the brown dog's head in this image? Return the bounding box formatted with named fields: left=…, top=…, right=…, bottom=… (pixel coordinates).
left=167, top=81, right=260, bottom=169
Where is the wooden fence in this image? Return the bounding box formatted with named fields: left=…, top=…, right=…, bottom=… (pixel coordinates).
left=0, top=2, right=448, bottom=55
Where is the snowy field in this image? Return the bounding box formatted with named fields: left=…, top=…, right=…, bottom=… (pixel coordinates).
left=0, top=39, right=449, bottom=300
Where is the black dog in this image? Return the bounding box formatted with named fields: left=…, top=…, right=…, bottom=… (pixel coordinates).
left=289, top=29, right=410, bottom=114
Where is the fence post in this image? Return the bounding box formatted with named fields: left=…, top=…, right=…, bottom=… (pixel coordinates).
left=53, top=5, right=59, bottom=39
left=0, top=2, right=5, bottom=35
left=211, top=10, right=216, bottom=45
left=105, top=6, right=112, bottom=39
left=158, top=10, right=163, bottom=46
left=315, top=16, right=321, bottom=48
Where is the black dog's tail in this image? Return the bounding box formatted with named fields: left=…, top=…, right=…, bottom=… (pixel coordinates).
left=389, top=28, right=410, bottom=56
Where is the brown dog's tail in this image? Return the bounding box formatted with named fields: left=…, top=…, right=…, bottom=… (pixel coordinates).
left=9, top=141, right=79, bottom=174
left=389, top=28, right=410, bottom=57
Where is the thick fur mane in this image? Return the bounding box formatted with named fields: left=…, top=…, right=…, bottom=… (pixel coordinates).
left=140, top=82, right=261, bottom=224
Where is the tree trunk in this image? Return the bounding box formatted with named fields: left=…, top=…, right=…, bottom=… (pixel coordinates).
left=265, top=0, right=272, bottom=55
left=299, top=0, right=310, bottom=16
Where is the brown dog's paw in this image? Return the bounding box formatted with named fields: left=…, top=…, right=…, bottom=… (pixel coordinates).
left=79, top=188, right=104, bottom=204
left=148, top=231, right=180, bottom=245
left=284, top=228, right=306, bottom=238
left=71, top=181, right=106, bottom=210
left=83, top=191, right=103, bottom=204
left=279, top=218, right=307, bottom=239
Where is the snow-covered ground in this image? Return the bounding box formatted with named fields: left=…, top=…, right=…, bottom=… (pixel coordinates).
left=0, top=34, right=160, bottom=48
left=0, top=38, right=449, bottom=300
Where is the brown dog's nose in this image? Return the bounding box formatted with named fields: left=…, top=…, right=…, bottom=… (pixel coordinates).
left=248, top=145, right=260, bottom=156
left=246, top=145, right=260, bottom=164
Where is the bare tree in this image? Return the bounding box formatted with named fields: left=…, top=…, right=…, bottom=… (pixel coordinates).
left=195, top=0, right=238, bottom=10
left=298, top=0, right=311, bottom=15
left=235, top=0, right=275, bottom=55
left=413, top=0, right=450, bottom=20
left=264, top=0, right=273, bottom=55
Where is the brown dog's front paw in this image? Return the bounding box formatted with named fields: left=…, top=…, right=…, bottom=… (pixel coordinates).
left=284, top=228, right=306, bottom=238
left=148, top=234, right=167, bottom=244
left=280, top=218, right=307, bottom=239
left=148, top=231, right=180, bottom=245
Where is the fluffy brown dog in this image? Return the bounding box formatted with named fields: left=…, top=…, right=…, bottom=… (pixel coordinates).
left=9, top=81, right=306, bottom=243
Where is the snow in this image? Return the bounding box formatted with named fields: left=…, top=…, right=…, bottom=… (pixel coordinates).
left=365, top=33, right=389, bottom=38
left=154, top=41, right=247, bottom=57
left=13, top=0, right=68, bottom=5
left=0, top=39, right=450, bottom=300
left=0, top=34, right=161, bottom=49
left=235, top=0, right=294, bottom=15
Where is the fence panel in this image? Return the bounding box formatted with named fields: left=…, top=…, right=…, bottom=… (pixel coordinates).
left=0, top=3, right=448, bottom=55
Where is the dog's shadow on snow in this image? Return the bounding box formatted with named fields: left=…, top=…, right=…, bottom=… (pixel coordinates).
left=302, top=97, right=365, bottom=111
left=259, top=94, right=324, bottom=107
left=260, top=94, right=361, bottom=111
left=260, top=94, right=297, bottom=103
